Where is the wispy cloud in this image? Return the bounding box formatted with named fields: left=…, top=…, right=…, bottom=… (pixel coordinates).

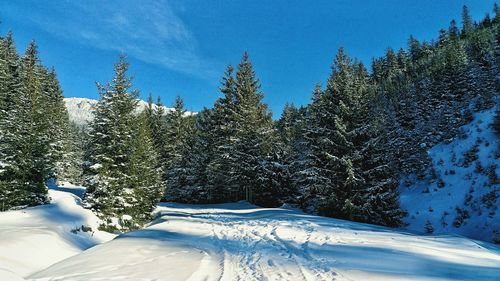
left=8, top=0, right=215, bottom=78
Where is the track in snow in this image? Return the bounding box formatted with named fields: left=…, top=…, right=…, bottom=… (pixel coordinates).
left=29, top=202, right=500, bottom=281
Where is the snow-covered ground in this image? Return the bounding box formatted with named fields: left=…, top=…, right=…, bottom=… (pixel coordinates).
left=1, top=185, right=499, bottom=280
left=23, top=200, right=500, bottom=280
left=0, top=185, right=115, bottom=280
left=400, top=106, right=499, bottom=242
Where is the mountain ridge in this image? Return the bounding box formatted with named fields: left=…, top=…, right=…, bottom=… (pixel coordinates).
left=64, top=97, right=195, bottom=126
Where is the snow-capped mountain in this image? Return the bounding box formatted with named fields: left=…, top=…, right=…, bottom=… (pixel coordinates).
left=64, top=98, right=98, bottom=126
left=64, top=97, right=194, bottom=126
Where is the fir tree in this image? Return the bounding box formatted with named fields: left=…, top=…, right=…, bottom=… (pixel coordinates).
left=15, top=41, right=52, bottom=206
left=206, top=65, right=239, bottom=202
left=163, top=96, right=194, bottom=200
left=0, top=33, right=25, bottom=210
left=84, top=55, right=160, bottom=231
left=231, top=52, right=275, bottom=203
left=125, top=113, right=162, bottom=228
left=462, top=5, right=474, bottom=37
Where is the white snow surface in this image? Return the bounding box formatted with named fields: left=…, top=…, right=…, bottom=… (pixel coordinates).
left=0, top=184, right=115, bottom=279
left=400, top=106, right=499, bottom=242
left=64, top=97, right=195, bottom=126
left=26, top=201, right=500, bottom=281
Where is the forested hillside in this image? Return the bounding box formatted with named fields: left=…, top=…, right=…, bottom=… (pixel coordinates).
left=0, top=4, right=498, bottom=242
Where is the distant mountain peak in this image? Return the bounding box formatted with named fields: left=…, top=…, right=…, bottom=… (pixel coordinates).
left=64, top=97, right=195, bottom=126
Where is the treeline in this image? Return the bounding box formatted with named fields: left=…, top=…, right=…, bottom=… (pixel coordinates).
left=0, top=33, right=79, bottom=211
left=159, top=5, right=499, bottom=227
left=1, top=5, right=498, bottom=232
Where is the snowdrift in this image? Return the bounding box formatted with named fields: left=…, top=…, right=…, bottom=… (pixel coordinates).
left=0, top=185, right=115, bottom=279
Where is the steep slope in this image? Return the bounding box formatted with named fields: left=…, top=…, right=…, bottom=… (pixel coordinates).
left=0, top=185, right=115, bottom=278
left=64, top=97, right=194, bottom=126
left=29, top=202, right=500, bottom=281
left=400, top=106, right=499, bottom=243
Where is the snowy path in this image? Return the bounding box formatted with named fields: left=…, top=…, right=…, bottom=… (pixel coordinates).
left=29, top=202, right=500, bottom=281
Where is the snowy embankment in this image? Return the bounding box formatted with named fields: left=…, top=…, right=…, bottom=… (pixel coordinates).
left=28, top=201, right=500, bottom=281
left=400, top=106, right=499, bottom=242
left=0, top=184, right=115, bottom=280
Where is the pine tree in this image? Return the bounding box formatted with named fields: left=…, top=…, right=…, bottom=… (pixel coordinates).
left=124, top=112, right=162, bottom=228
left=277, top=103, right=301, bottom=147
left=57, top=122, right=85, bottom=185
left=0, top=33, right=25, bottom=210
left=163, top=96, right=195, bottom=200
left=494, top=3, right=500, bottom=25
left=293, top=49, right=361, bottom=217
left=84, top=55, right=159, bottom=231
left=206, top=65, right=239, bottom=202
left=185, top=108, right=218, bottom=202
left=15, top=41, right=51, bottom=206
left=231, top=52, right=275, bottom=203
left=204, top=54, right=277, bottom=204
left=0, top=35, right=72, bottom=209
left=145, top=94, right=168, bottom=178
left=351, top=89, right=404, bottom=226
left=462, top=5, right=474, bottom=37
left=449, top=20, right=460, bottom=41
left=41, top=68, right=77, bottom=184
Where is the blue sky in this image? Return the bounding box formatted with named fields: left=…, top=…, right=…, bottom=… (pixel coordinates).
left=0, top=0, right=497, bottom=116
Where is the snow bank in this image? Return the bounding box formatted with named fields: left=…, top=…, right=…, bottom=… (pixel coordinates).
left=0, top=186, right=115, bottom=277
left=30, top=202, right=500, bottom=281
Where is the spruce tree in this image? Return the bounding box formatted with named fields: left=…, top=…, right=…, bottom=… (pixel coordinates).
left=41, top=68, right=77, bottom=184
left=462, top=5, right=474, bottom=37
left=0, top=33, right=24, bottom=210
left=84, top=55, right=160, bottom=231
left=206, top=65, right=239, bottom=202
left=230, top=52, right=275, bottom=203
left=125, top=112, right=162, bottom=228
left=163, top=96, right=194, bottom=200
left=57, top=122, right=84, bottom=185
left=15, top=41, right=51, bottom=206
left=0, top=35, right=73, bottom=209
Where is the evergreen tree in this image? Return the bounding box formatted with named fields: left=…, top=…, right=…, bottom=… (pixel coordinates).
left=58, top=122, right=85, bottom=185
left=449, top=20, right=460, bottom=41
left=230, top=52, right=275, bottom=203
left=350, top=90, right=404, bottom=226
left=125, top=113, right=162, bottom=228
left=462, top=5, right=474, bottom=37
left=163, top=96, right=194, bottom=200
left=0, top=35, right=73, bottom=209
left=84, top=56, right=160, bottom=231
left=206, top=65, right=239, bottom=201
left=41, top=68, right=78, bottom=184
left=15, top=41, right=52, bottom=206
left=293, top=48, right=361, bottom=217
left=145, top=94, right=168, bottom=177
left=0, top=33, right=25, bottom=210
left=277, top=103, right=301, bottom=147
left=494, top=3, right=500, bottom=25
left=204, top=54, right=277, bottom=204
